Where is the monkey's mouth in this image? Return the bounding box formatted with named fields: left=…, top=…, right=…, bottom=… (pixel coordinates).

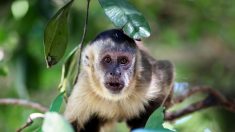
left=105, top=81, right=124, bottom=93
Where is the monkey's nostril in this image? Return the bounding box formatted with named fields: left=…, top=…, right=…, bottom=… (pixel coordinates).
left=109, top=72, right=121, bottom=76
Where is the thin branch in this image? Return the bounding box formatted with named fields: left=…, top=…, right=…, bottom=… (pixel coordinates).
left=72, top=0, right=91, bottom=87
left=0, top=98, right=48, bottom=112
left=17, top=117, right=33, bottom=132
left=78, top=0, right=90, bottom=67
left=165, top=86, right=235, bottom=121
left=172, top=86, right=226, bottom=104
left=17, top=113, right=45, bottom=132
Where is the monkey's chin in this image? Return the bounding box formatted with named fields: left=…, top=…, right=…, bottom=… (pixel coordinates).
left=100, top=84, right=129, bottom=101
left=104, top=91, right=129, bottom=101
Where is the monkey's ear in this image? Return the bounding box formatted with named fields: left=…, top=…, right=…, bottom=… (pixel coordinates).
left=81, top=46, right=93, bottom=67
left=82, top=54, right=90, bottom=67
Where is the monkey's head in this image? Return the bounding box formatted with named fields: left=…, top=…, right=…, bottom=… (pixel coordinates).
left=82, top=29, right=140, bottom=100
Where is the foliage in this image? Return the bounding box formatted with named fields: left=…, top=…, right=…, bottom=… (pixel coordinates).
left=133, top=107, right=173, bottom=132
left=0, top=0, right=235, bottom=131
left=145, top=107, right=171, bottom=131
left=44, top=0, right=73, bottom=67
left=49, top=92, right=64, bottom=112
left=58, top=47, right=80, bottom=94
left=98, top=0, right=151, bottom=39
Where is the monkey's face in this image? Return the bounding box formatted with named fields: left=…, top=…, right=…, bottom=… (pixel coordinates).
left=100, top=50, right=135, bottom=94
left=93, top=40, right=137, bottom=100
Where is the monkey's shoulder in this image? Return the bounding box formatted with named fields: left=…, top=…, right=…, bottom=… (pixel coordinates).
left=139, top=50, right=174, bottom=91
left=139, top=49, right=173, bottom=75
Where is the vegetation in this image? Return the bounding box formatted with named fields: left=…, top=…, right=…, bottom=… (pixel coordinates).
left=0, top=0, right=235, bottom=131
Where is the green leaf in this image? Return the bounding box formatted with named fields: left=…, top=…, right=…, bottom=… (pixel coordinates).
left=58, top=46, right=80, bottom=95
left=42, top=112, right=74, bottom=132
left=145, top=106, right=164, bottom=129
left=44, top=0, right=73, bottom=67
left=98, top=0, right=151, bottom=39
left=49, top=92, right=64, bottom=112
left=34, top=127, right=42, bottom=132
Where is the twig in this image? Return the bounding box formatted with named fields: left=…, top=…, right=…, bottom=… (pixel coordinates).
left=0, top=98, right=48, bottom=112
left=72, top=0, right=91, bottom=86
left=165, top=86, right=235, bottom=121
left=17, top=117, right=33, bottom=132
left=17, top=113, right=45, bottom=132
left=172, top=86, right=225, bottom=104
left=78, top=0, right=90, bottom=68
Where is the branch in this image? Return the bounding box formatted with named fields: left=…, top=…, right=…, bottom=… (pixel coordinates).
left=17, top=113, right=45, bottom=132
left=0, top=98, right=48, bottom=112
left=17, top=117, right=33, bottom=132
left=78, top=0, right=90, bottom=67
left=165, top=86, right=235, bottom=121
left=173, top=86, right=225, bottom=104
left=73, top=0, right=91, bottom=86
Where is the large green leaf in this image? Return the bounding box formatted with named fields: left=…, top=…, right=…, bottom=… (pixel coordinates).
left=44, top=0, right=73, bottom=67
left=42, top=112, right=74, bottom=132
left=49, top=92, right=64, bottom=112
left=145, top=107, right=165, bottom=129
left=145, top=107, right=173, bottom=132
left=98, top=0, right=151, bottom=39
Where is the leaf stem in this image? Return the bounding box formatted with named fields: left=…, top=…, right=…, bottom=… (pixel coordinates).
left=78, top=0, right=91, bottom=68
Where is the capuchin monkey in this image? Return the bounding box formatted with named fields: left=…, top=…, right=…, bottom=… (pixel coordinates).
left=64, top=29, right=174, bottom=132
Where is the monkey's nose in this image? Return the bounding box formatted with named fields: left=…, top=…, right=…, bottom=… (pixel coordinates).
left=108, top=67, right=121, bottom=78
left=109, top=71, right=121, bottom=77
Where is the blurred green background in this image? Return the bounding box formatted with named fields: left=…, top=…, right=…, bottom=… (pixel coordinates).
left=0, top=0, right=235, bottom=131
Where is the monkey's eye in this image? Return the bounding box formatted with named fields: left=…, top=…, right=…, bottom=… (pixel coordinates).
left=103, top=56, right=112, bottom=64
left=119, top=57, right=128, bottom=65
